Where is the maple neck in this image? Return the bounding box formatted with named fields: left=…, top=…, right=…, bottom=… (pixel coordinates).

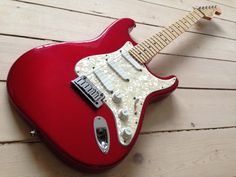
left=129, top=9, right=206, bottom=64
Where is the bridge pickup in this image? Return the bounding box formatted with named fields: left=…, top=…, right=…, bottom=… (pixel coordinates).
left=93, top=69, right=113, bottom=93
left=71, top=76, right=105, bottom=108
left=121, top=51, right=143, bottom=71
left=107, top=60, right=129, bottom=81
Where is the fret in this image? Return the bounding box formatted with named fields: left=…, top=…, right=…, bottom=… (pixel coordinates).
left=145, top=40, right=157, bottom=53
left=174, top=22, right=186, bottom=32
left=137, top=44, right=153, bottom=59
left=150, top=37, right=162, bottom=50
left=129, top=50, right=144, bottom=63
left=180, top=18, right=190, bottom=28
left=170, top=24, right=182, bottom=36
left=128, top=6, right=215, bottom=64
left=158, top=33, right=170, bottom=43
left=186, top=14, right=197, bottom=23
left=163, top=28, right=175, bottom=40
left=146, top=39, right=159, bottom=52
left=134, top=46, right=149, bottom=62
left=151, top=36, right=164, bottom=50
left=160, top=30, right=173, bottom=41
left=142, top=40, right=156, bottom=57
left=166, top=26, right=179, bottom=39
left=142, top=41, right=156, bottom=55
left=183, top=17, right=193, bottom=26
left=190, top=11, right=201, bottom=20
left=153, top=35, right=166, bottom=48
left=178, top=20, right=188, bottom=29
left=193, top=9, right=204, bottom=18
left=156, top=34, right=168, bottom=45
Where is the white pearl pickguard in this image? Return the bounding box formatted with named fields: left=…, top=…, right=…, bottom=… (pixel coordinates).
left=74, top=41, right=176, bottom=146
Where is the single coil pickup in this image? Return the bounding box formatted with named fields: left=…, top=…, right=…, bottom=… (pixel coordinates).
left=71, top=75, right=105, bottom=108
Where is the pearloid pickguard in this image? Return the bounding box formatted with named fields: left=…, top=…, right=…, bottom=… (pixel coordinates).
left=75, top=42, right=176, bottom=146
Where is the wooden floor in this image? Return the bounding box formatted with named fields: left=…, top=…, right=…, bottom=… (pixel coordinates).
left=1, top=0, right=236, bottom=176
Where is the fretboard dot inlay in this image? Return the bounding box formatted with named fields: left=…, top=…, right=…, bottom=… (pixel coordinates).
left=129, top=9, right=205, bottom=64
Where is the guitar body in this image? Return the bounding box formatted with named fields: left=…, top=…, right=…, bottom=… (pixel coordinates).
left=7, top=18, right=178, bottom=171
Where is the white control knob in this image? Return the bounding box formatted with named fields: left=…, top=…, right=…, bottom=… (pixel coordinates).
left=121, top=127, right=132, bottom=141
left=118, top=109, right=129, bottom=121
left=112, top=92, right=122, bottom=103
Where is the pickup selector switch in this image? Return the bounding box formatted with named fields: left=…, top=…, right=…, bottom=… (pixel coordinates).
left=112, top=92, right=122, bottom=103
left=121, top=127, right=132, bottom=141
left=118, top=109, right=129, bottom=121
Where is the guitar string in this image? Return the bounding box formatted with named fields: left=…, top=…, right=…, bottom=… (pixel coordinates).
left=76, top=48, right=145, bottom=80
left=75, top=49, right=148, bottom=93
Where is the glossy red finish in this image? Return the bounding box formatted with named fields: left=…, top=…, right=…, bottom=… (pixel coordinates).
left=7, top=18, right=178, bottom=171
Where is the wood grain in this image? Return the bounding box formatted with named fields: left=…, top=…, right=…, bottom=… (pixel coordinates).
left=0, top=0, right=235, bottom=61
left=1, top=82, right=236, bottom=142
left=140, top=0, right=236, bottom=22
left=20, top=0, right=236, bottom=39
left=0, top=128, right=236, bottom=177
left=1, top=0, right=236, bottom=175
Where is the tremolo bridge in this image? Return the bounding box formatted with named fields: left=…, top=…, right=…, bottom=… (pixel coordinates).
left=73, top=42, right=176, bottom=147
left=71, top=75, right=105, bottom=108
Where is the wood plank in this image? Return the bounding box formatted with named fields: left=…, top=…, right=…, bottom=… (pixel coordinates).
left=0, top=128, right=236, bottom=177
left=0, top=82, right=33, bottom=142
left=0, top=35, right=53, bottom=80
left=1, top=36, right=236, bottom=88
left=1, top=1, right=235, bottom=62
left=0, top=36, right=234, bottom=87
left=150, top=54, right=236, bottom=89
left=21, top=0, right=236, bottom=39
left=209, top=0, right=236, bottom=9
left=143, top=89, right=236, bottom=132
left=140, top=0, right=236, bottom=22
left=1, top=81, right=236, bottom=141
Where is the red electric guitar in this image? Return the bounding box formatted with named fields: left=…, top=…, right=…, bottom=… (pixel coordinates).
left=7, top=6, right=221, bottom=171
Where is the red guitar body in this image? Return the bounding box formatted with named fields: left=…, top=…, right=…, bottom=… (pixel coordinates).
left=7, top=18, right=178, bottom=171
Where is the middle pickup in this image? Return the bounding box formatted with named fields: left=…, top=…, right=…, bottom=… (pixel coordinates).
left=107, top=59, right=129, bottom=81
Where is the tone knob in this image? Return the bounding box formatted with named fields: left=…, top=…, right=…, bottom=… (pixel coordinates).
left=118, top=109, right=129, bottom=121
left=121, top=127, right=132, bottom=141
left=112, top=92, right=122, bottom=103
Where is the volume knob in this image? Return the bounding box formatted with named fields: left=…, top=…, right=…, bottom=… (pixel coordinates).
left=121, top=127, right=132, bottom=141
left=118, top=109, right=129, bottom=121
left=112, top=92, right=122, bottom=103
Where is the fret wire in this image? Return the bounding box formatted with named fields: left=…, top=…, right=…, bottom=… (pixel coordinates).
left=133, top=46, right=148, bottom=62
left=170, top=24, right=182, bottom=35
left=137, top=44, right=152, bottom=59
left=166, top=26, right=178, bottom=39
left=161, top=30, right=173, bottom=41
left=193, top=9, right=204, bottom=18
left=178, top=20, right=188, bottom=29
left=153, top=35, right=166, bottom=47
left=128, top=8, right=207, bottom=64
left=146, top=39, right=159, bottom=53
left=129, top=50, right=144, bottom=63
left=196, top=9, right=205, bottom=17
left=181, top=18, right=191, bottom=27
left=151, top=36, right=163, bottom=50
left=163, top=29, right=174, bottom=40
left=150, top=37, right=163, bottom=50
left=158, top=33, right=170, bottom=44
left=186, top=14, right=196, bottom=23
left=142, top=41, right=156, bottom=55
left=141, top=42, right=155, bottom=57
left=190, top=12, right=199, bottom=20
left=191, top=11, right=200, bottom=20
left=175, top=22, right=186, bottom=32
left=183, top=17, right=193, bottom=26
left=149, top=37, right=160, bottom=50
left=193, top=10, right=201, bottom=18
left=156, top=34, right=168, bottom=45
